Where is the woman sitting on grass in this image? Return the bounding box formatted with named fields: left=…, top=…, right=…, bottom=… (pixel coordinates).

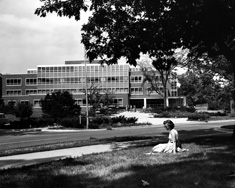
left=146, top=120, right=188, bottom=155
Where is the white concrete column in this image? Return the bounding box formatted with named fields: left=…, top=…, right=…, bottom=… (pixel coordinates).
left=144, top=98, right=147, bottom=108
left=166, top=97, right=169, bottom=107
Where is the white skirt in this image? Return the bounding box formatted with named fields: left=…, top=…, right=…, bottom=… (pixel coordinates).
left=151, top=142, right=188, bottom=153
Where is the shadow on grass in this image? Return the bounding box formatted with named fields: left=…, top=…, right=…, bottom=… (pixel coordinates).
left=103, top=133, right=235, bottom=188
left=0, top=129, right=235, bottom=188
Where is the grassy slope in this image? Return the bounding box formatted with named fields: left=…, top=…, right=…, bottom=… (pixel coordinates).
left=0, top=135, right=234, bottom=188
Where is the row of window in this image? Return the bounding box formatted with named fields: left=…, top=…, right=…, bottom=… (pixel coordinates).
left=6, top=76, right=130, bottom=86
left=130, top=87, right=178, bottom=96
left=6, top=78, right=37, bottom=86
left=130, top=67, right=141, bottom=72
left=74, top=98, right=123, bottom=106
left=7, top=100, right=41, bottom=108
left=27, top=69, right=37, bottom=74
left=6, top=90, right=22, bottom=96
left=130, top=76, right=143, bottom=83
left=38, top=65, right=129, bottom=73
left=6, top=88, right=129, bottom=96
left=37, top=76, right=129, bottom=85
left=6, top=77, right=177, bottom=87
left=7, top=98, right=124, bottom=108
left=6, top=88, right=177, bottom=96
left=6, top=79, right=22, bottom=86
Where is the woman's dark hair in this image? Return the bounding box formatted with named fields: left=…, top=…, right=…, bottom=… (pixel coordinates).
left=163, top=120, right=175, bottom=129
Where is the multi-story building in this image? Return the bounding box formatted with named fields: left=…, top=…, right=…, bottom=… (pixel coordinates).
left=1, top=60, right=186, bottom=116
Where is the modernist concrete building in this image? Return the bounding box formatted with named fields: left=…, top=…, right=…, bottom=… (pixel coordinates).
left=1, top=60, right=186, bottom=115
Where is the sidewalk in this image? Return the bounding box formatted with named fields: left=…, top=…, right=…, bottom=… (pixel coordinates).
left=0, top=127, right=233, bottom=170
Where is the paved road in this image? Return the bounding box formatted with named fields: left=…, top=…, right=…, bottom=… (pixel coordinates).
left=0, top=120, right=234, bottom=150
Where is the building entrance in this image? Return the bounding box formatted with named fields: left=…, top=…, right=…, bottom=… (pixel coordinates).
left=130, top=99, right=144, bottom=108
left=147, top=99, right=164, bottom=108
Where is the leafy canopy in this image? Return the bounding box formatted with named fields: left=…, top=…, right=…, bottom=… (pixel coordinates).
left=35, top=0, right=235, bottom=65
left=178, top=71, right=231, bottom=110
left=40, top=91, right=81, bottom=120
left=15, top=103, right=33, bottom=120
left=35, top=0, right=235, bottom=97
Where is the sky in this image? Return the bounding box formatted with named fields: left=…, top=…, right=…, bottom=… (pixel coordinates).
left=0, top=0, right=90, bottom=74
left=0, top=0, right=186, bottom=75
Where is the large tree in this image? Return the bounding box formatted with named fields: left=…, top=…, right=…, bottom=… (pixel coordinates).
left=15, top=102, right=33, bottom=122
left=35, top=0, right=235, bottom=135
left=82, top=83, right=114, bottom=114
left=139, top=55, right=178, bottom=108
left=178, top=71, right=231, bottom=110
left=40, top=91, right=81, bottom=121
left=35, top=0, right=235, bottom=95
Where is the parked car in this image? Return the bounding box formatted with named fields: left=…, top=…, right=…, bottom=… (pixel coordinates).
left=0, top=113, right=10, bottom=126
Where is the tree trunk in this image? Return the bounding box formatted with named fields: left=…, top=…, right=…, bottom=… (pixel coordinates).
left=214, top=40, right=235, bottom=139
left=163, top=85, right=168, bottom=108
left=232, top=65, right=235, bottom=139
left=231, top=70, right=235, bottom=140
left=233, top=125, right=235, bottom=139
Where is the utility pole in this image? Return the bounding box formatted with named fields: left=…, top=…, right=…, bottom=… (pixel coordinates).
left=84, top=48, right=89, bottom=129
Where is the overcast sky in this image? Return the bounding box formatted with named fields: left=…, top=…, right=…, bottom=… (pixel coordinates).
left=0, top=0, right=90, bottom=74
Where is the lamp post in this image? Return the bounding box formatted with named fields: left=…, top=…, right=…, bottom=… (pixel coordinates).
left=84, top=48, right=89, bottom=129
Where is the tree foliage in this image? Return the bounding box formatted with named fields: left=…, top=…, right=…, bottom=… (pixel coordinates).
left=40, top=91, right=81, bottom=121
left=35, top=0, right=235, bottom=90
left=36, top=0, right=235, bottom=133
left=15, top=103, right=33, bottom=121
left=0, top=101, right=15, bottom=114
left=178, top=71, right=231, bottom=110
left=35, top=0, right=235, bottom=71
left=35, top=0, right=88, bottom=20
left=139, top=55, right=178, bottom=107
left=82, top=83, right=114, bottom=111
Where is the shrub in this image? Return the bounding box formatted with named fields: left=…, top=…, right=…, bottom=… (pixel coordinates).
left=187, top=113, right=210, bottom=121
left=154, top=111, right=171, bottom=118
left=125, top=117, right=138, bottom=124
left=59, top=117, right=85, bottom=129
left=88, top=116, right=111, bottom=129
left=111, top=115, right=126, bottom=124
left=90, top=116, right=110, bottom=124
left=87, top=115, right=138, bottom=128
left=88, top=123, right=101, bottom=129
left=111, top=116, right=138, bottom=124
left=38, top=117, right=55, bottom=127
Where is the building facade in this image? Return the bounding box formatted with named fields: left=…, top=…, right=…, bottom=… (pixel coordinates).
left=1, top=61, right=186, bottom=115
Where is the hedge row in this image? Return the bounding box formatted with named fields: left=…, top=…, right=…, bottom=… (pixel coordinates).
left=1, top=115, right=139, bottom=129
left=90, top=115, right=138, bottom=129
left=187, top=113, right=210, bottom=121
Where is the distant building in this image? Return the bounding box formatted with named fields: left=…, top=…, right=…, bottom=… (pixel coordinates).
left=1, top=60, right=186, bottom=116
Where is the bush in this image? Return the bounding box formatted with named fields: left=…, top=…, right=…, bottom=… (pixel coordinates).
left=88, top=115, right=138, bottom=129
left=38, top=117, right=55, bottom=127
left=187, top=113, right=210, bottom=121
left=88, top=123, right=101, bottom=129
left=150, top=106, right=196, bottom=114
left=88, top=116, right=111, bottom=129
left=59, top=117, right=85, bottom=129
left=125, top=117, right=138, bottom=124
left=111, top=115, right=126, bottom=124
left=111, top=115, right=138, bottom=124
left=155, top=111, right=171, bottom=118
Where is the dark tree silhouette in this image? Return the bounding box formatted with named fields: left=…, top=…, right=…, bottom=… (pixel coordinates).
left=40, top=91, right=81, bottom=121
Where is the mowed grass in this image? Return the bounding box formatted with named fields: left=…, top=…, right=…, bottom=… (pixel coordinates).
left=0, top=136, right=235, bottom=188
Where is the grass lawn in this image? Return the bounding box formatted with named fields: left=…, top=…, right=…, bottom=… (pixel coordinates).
left=0, top=135, right=234, bottom=188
